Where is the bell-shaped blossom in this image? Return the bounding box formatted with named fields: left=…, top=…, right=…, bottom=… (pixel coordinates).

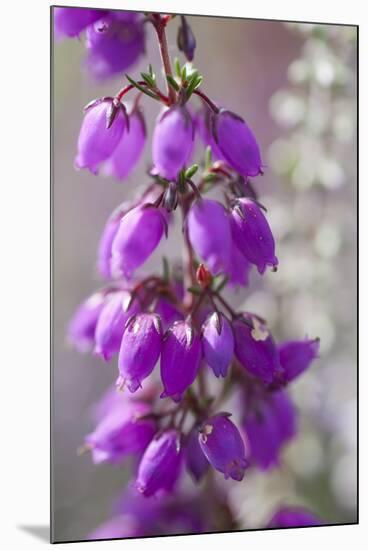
left=268, top=506, right=322, bottom=528
left=198, top=414, right=248, bottom=481
left=94, top=290, right=139, bottom=361
left=67, top=291, right=106, bottom=352
left=202, top=312, right=234, bottom=378
left=213, top=109, right=262, bottom=177
left=118, top=313, right=162, bottom=393
left=231, top=198, right=278, bottom=274
left=85, top=399, right=156, bottom=465
left=111, top=204, right=166, bottom=278
left=187, top=199, right=232, bottom=275
left=185, top=427, right=209, bottom=482
left=136, top=430, right=182, bottom=497
left=160, top=321, right=202, bottom=401
left=103, top=108, right=146, bottom=181
left=54, top=7, right=105, bottom=39
left=242, top=390, right=296, bottom=470
left=75, top=99, right=125, bottom=174
left=233, top=314, right=283, bottom=385
left=278, top=338, right=320, bottom=383
left=152, top=106, right=194, bottom=180
left=85, top=13, right=145, bottom=80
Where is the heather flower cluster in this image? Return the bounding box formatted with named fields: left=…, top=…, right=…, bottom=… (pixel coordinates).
left=60, top=7, right=323, bottom=539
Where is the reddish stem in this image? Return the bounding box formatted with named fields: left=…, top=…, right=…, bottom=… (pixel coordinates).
left=151, top=15, right=177, bottom=104
left=193, top=89, right=220, bottom=113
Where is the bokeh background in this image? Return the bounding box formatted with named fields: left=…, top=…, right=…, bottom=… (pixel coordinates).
left=52, top=11, right=357, bottom=542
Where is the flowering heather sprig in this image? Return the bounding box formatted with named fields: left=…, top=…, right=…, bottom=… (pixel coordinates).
left=62, top=7, right=324, bottom=538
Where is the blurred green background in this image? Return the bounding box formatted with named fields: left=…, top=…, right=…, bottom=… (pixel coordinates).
left=52, top=11, right=357, bottom=542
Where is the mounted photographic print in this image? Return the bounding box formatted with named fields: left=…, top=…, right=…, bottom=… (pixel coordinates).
left=51, top=5, right=358, bottom=543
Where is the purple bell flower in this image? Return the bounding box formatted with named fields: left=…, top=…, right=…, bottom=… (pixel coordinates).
left=94, top=290, right=139, bottom=361
left=268, top=506, right=322, bottom=528
left=242, top=390, right=296, bottom=470
left=118, top=313, right=162, bottom=393
left=213, top=109, right=262, bottom=177
left=75, top=99, right=126, bottom=174
left=136, top=430, right=183, bottom=497
left=185, top=427, right=209, bottom=482
left=231, top=198, right=278, bottom=274
left=187, top=199, right=232, bottom=275
left=85, top=399, right=156, bottom=465
left=85, top=13, right=145, bottom=81
left=103, top=108, right=146, bottom=181
left=160, top=321, right=202, bottom=402
left=233, top=314, right=283, bottom=385
left=202, top=312, right=234, bottom=378
left=111, top=204, right=167, bottom=279
left=67, top=291, right=106, bottom=352
left=198, top=414, right=248, bottom=481
left=152, top=106, right=194, bottom=180
left=97, top=202, right=130, bottom=280
left=53, top=7, right=105, bottom=39
left=278, top=338, right=320, bottom=383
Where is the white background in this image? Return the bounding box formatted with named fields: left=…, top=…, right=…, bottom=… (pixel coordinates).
left=0, top=0, right=365, bottom=548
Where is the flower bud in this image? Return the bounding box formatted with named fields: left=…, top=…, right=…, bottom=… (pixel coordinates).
left=198, top=414, right=248, bottom=481
left=103, top=109, right=146, bottom=180
left=278, top=338, right=320, bottom=383
left=185, top=427, right=209, bottom=482
left=75, top=99, right=125, bottom=174
left=233, top=314, right=283, bottom=385
left=152, top=106, right=194, bottom=180
left=160, top=321, right=202, bottom=402
left=196, top=263, right=212, bottom=289
left=94, top=290, right=139, bottom=361
left=187, top=199, right=232, bottom=275
left=268, top=507, right=322, bottom=528
left=136, top=430, right=182, bottom=497
left=85, top=399, right=155, bottom=465
left=242, top=390, right=296, bottom=470
left=177, top=16, right=196, bottom=61
left=231, top=198, right=278, bottom=274
left=213, top=109, right=262, bottom=177
left=85, top=13, right=145, bottom=80
left=67, top=291, right=106, bottom=352
left=202, top=313, right=234, bottom=378
left=118, top=313, right=162, bottom=393
left=53, top=7, right=105, bottom=39
left=111, top=204, right=166, bottom=278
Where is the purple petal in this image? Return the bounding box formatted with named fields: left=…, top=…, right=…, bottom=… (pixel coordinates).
left=231, top=198, right=278, bottom=274
left=213, top=109, right=262, bottom=177
left=187, top=199, right=232, bottom=275
left=152, top=106, right=194, bottom=180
